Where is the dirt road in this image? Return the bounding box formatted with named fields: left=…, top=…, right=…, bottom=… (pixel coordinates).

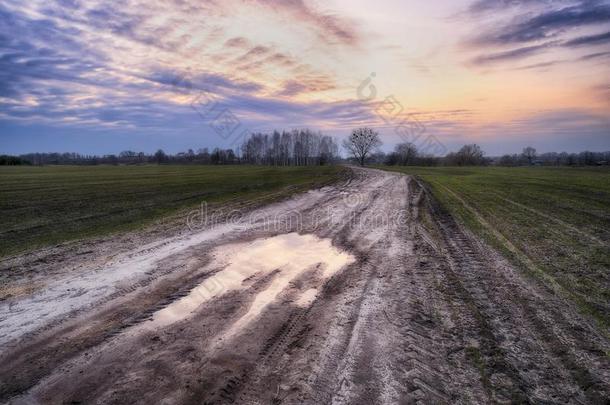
left=1, top=168, right=608, bottom=404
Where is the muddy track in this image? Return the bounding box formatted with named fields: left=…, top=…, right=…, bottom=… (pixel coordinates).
left=419, top=178, right=609, bottom=403
left=0, top=168, right=608, bottom=404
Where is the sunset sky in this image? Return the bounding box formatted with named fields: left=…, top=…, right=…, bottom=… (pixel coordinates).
left=1, top=0, right=609, bottom=155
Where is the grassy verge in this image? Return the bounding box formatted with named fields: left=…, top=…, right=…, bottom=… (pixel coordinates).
left=0, top=165, right=346, bottom=257
left=381, top=166, right=610, bottom=330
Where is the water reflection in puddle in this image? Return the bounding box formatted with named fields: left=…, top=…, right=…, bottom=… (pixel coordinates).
left=143, top=233, right=355, bottom=335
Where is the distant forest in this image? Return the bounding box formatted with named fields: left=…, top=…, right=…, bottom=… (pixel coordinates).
left=3, top=130, right=340, bottom=166
left=1, top=130, right=608, bottom=167
left=377, top=143, right=610, bottom=167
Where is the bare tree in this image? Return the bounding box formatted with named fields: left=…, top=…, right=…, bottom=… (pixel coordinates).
left=343, top=127, right=382, bottom=166
left=240, top=130, right=338, bottom=165
left=445, top=144, right=485, bottom=166
left=395, top=142, right=418, bottom=165
left=154, top=149, right=167, bottom=164
left=498, top=154, right=519, bottom=166
left=522, top=146, right=537, bottom=165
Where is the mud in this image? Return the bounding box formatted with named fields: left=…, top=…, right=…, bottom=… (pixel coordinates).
left=0, top=167, right=608, bottom=404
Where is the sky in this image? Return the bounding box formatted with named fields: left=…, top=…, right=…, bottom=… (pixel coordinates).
left=0, top=0, right=609, bottom=156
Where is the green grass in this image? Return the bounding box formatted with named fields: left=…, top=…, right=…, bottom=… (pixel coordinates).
left=381, top=166, right=610, bottom=329
left=0, top=165, right=345, bottom=257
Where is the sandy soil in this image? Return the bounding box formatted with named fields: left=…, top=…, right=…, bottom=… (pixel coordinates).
left=0, top=168, right=608, bottom=404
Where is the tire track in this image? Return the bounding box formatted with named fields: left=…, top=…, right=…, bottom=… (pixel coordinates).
left=2, top=168, right=608, bottom=405
left=422, top=179, right=610, bottom=403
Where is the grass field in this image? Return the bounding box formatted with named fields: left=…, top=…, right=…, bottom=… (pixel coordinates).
left=0, top=165, right=345, bottom=257
left=382, top=166, right=610, bottom=329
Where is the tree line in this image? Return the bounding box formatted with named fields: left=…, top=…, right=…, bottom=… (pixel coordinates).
left=2, top=126, right=608, bottom=167
left=14, top=148, right=243, bottom=166
left=241, top=129, right=339, bottom=166
left=340, top=128, right=608, bottom=167
left=496, top=149, right=610, bottom=167
left=0, top=155, right=31, bottom=165
left=376, top=143, right=609, bottom=167
left=4, top=129, right=339, bottom=166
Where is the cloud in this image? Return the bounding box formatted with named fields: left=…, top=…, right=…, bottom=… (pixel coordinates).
left=263, top=52, right=297, bottom=67
left=409, top=108, right=610, bottom=155
left=224, top=37, right=250, bottom=48
left=467, top=0, right=573, bottom=14
left=228, top=46, right=310, bottom=78
left=276, top=75, right=337, bottom=96
left=84, top=6, right=143, bottom=37
left=144, top=70, right=263, bottom=93
left=470, top=42, right=556, bottom=65
left=563, top=30, right=610, bottom=46
left=0, top=6, right=106, bottom=98
left=255, top=0, right=360, bottom=46
left=579, top=50, right=610, bottom=59
left=0, top=8, right=368, bottom=134
left=471, top=2, right=610, bottom=46
left=238, top=45, right=271, bottom=62
left=463, top=1, right=610, bottom=66
left=0, top=0, right=356, bottom=133
left=514, top=60, right=561, bottom=70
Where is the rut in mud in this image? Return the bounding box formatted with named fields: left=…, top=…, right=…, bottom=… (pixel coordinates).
left=0, top=168, right=608, bottom=404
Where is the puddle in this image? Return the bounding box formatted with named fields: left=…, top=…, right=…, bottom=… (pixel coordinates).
left=0, top=222, right=240, bottom=346
left=144, top=233, right=355, bottom=335
left=295, top=288, right=319, bottom=307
